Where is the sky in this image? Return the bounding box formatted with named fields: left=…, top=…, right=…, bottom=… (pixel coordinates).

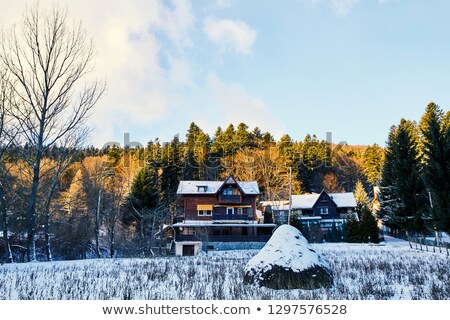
left=1, top=0, right=450, bottom=148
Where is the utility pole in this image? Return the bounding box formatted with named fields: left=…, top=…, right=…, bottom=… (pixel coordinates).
left=288, top=167, right=292, bottom=225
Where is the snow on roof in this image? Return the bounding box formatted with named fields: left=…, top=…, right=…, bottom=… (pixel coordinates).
left=177, top=180, right=259, bottom=195
left=271, top=192, right=357, bottom=210
left=260, top=200, right=289, bottom=207
left=329, top=192, right=357, bottom=208
left=291, top=194, right=320, bottom=208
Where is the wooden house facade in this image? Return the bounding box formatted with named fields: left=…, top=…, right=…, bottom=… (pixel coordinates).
left=268, top=190, right=358, bottom=231
left=170, top=175, right=276, bottom=256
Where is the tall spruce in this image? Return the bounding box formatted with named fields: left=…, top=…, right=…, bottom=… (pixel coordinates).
left=355, top=181, right=379, bottom=243
left=379, top=119, right=426, bottom=232
left=362, top=144, right=384, bottom=185
left=182, top=122, right=201, bottom=180
left=419, top=103, right=450, bottom=232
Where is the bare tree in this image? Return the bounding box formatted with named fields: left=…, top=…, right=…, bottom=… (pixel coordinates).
left=39, top=133, right=86, bottom=261
left=0, top=69, right=17, bottom=263
left=222, top=148, right=291, bottom=201
left=0, top=4, right=104, bottom=261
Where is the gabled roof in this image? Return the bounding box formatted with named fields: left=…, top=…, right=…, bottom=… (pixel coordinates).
left=271, top=191, right=356, bottom=210
left=216, top=174, right=245, bottom=195
left=177, top=176, right=259, bottom=195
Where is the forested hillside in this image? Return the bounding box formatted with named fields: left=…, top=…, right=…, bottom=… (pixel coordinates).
left=0, top=117, right=384, bottom=261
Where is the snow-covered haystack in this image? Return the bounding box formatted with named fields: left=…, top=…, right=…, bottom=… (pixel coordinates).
left=243, top=224, right=333, bottom=290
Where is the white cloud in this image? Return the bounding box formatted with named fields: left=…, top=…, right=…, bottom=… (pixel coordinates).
left=0, top=0, right=196, bottom=146
left=331, top=0, right=359, bottom=16
left=167, top=55, right=193, bottom=87
left=216, top=0, right=232, bottom=8
left=203, top=17, right=257, bottom=55
left=206, top=74, right=283, bottom=136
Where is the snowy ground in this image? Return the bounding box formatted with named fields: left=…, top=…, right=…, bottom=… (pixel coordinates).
left=0, top=237, right=449, bottom=300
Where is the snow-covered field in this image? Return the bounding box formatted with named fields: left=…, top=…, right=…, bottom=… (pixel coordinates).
left=0, top=237, right=449, bottom=300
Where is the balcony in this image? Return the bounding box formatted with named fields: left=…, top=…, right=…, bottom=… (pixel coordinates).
left=175, top=234, right=271, bottom=242
left=219, top=195, right=242, bottom=204
left=213, top=214, right=251, bottom=221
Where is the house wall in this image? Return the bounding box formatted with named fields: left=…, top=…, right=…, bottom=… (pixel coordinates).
left=177, top=194, right=257, bottom=221
left=175, top=241, right=202, bottom=256
left=312, top=192, right=339, bottom=219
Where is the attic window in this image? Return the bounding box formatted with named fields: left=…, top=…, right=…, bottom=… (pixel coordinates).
left=222, top=187, right=233, bottom=195
left=197, top=185, right=207, bottom=192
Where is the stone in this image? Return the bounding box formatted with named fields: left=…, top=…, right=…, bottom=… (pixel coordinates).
left=243, top=224, right=333, bottom=290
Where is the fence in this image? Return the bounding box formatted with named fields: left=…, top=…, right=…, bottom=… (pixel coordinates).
left=407, top=236, right=449, bottom=255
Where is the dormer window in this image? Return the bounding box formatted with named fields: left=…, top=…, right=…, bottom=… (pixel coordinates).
left=222, top=187, right=233, bottom=195
left=197, top=185, right=207, bottom=193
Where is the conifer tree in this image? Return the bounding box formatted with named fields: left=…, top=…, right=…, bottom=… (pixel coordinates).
left=234, top=122, right=250, bottom=149
left=182, top=122, right=201, bottom=180
left=354, top=180, right=370, bottom=216
left=379, top=119, right=426, bottom=232
left=360, top=206, right=379, bottom=243
left=222, top=124, right=236, bottom=156
left=160, top=136, right=182, bottom=207
left=419, top=103, right=450, bottom=232
left=362, top=144, right=384, bottom=185
left=344, top=215, right=361, bottom=243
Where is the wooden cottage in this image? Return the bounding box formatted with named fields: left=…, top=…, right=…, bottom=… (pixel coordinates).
left=170, top=175, right=276, bottom=256
left=269, top=190, right=358, bottom=231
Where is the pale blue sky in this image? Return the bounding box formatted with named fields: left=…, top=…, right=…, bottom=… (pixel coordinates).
left=2, top=0, right=450, bottom=147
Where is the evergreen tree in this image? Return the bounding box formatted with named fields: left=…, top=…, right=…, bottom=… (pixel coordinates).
left=194, top=131, right=211, bottom=180
left=222, top=124, right=236, bottom=156
left=362, top=144, right=384, bottom=185
left=182, top=122, right=202, bottom=180
left=379, top=119, right=427, bottom=232
left=160, top=136, right=182, bottom=206
left=129, top=166, right=159, bottom=210
left=344, top=215, right=361, bottom=243
left=354, top=180, right=370, bottom=216
left=250, top=127, right=264, bottom=148
left=234, top=122, right=250, bottom=149
left=419, top=103, right=450, bottom=232
left=297, top=134, right=330, bottom=193
left=360, top=206, right=379, bottom=243
left=107, top=145, right=122, bottom=166
left=211, top=126, right=224, bottom=154
left=263, top=206, right=273, bottom=223
left=329, top=223, right=343, bottom=242
left=352, top=180, right=379, bottom=243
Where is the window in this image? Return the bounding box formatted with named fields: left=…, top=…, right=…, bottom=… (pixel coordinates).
left=319, top=207, right=329, bottom=215
left=198, top=210, right=212, bottom=216
left=197, top=205, right=212, bottom=216
left=236, top=208, right=243, bottom=215
left=227, top=207, right=234, bottom=215
left=197, top=185, right=207, bottom=192
left=222, top=187, right=233, bottom=195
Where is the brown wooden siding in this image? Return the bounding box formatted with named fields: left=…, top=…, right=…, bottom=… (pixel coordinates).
left=177, top=194, right=257, bottom=221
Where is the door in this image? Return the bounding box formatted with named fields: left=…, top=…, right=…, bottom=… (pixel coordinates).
left=182, top=245, right=195, bottom=256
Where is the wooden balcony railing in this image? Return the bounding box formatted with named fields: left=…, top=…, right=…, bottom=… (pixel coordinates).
left=213, top=214, right=251, bottom=221
left=219, top=195, right=242, bottom=204
left=175, top=234, right=271, bottom=242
